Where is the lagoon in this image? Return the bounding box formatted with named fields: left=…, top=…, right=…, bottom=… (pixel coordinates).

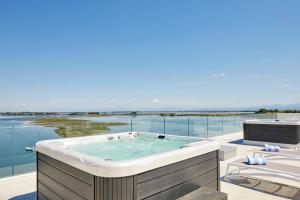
left=0, top=114, right=275, bottom=178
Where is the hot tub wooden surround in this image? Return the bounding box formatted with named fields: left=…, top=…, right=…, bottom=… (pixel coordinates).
left=243, top=120, right=300, bottom=145
left=37, top=151, right=220, bottom=200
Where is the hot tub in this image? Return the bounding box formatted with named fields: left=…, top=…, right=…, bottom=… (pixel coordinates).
left=36, top=132, right=220, bottom=200
left=243, top=119, right=300, bottom=148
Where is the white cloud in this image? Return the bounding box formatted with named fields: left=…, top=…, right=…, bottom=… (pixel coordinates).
left=152, top=99, right=160, bottom=104
left=105, top=99, right=132, bottom=106
left=296, top=94, right=300, bottom=97
left=213, top=72, right=225, bottom=78
left=17, top=103, right=37, bottom=108
left=255, top=74, right=262, bottom=78
left=49, top=100, right=56, bottom=105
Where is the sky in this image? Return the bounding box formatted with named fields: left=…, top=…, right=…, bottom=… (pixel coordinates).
left=0, top=0, right=300, bottom=112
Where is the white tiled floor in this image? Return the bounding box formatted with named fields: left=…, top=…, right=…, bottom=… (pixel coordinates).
left=0, top=172, right=36, bottom=200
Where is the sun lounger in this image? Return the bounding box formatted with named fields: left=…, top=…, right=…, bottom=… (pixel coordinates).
left=250, top=149, right=300, bottom=161
left=294, top=144, right=300, bottom=151
left=225, top=158, right=300, bottom=182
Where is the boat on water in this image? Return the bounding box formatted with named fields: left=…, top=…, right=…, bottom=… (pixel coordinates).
left=25, top=147, right=35, bottom=152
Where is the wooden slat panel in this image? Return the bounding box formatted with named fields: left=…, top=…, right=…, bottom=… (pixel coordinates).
left=244, top=124, right=300, bottom=144
left=126, top=176, right=133, bottom=200
left=112, top=178, right=117, bottom=200
left=108, top=178, right=113, bottom=200
left=94, top=178, right=99, bottom=200
left=117, top=178, right=122, bottom=200
left=38, top=192, right=49, bottom=200
left=96, top=177, right=104, bottom=200
left=122, top=177, right=127, bottom=199
left=100, top=178, right=104, bottom=200
left=38, top=171, right=85, bottom=200
left=137, top=151, right=217, bottom=183
left=206, top=180, right=218, bottom=190
left=103, top=178, right=108, bottom=200
left=38, top=159, right=93, bottom=200
left=95, top=176, right=135, bottom=200
left=177, top=186, right=227, bottom=200
left=216, top=150, right=220, bottom=191
left=133, top=176, right=137, bottom=200
left=142, top=169, right=218, bottom=200
left=38, top=153, right=93, bottom=184
left=137, top=157, right=217, bottom=199
left=39, top=182, right=63, bottom=200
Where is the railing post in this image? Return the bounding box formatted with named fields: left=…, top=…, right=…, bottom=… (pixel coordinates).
left=163, top=117, right=166, bottom=134
left=206, top=116, right=209, bottom=138
left=233, top=116, right=236, bottom=132
left=187, top=117, right=190, bottom=136
left=82, top=121, right=86, bottom=136
left=11, top=124, right=15, bottom=176
left=130, top=117, right=133, bottom=132
left=222, top=116, right=224, bottom=135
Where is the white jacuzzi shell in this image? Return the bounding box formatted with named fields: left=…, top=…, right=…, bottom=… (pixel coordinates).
left=36, top=132, right=220, bottom=177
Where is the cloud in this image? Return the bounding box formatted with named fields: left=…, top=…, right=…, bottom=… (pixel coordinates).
left=49, top=100, right=56, bottom=105
left=296, top=94, right=300, bottom=97
left=255, top=74, right=262, bottom=78
left=213, top=72, right=225, bottom=78
left=17, top=103, right=37, bottom=108
left=105, top=99, right=132, bottom=106
left=152, top=99, right=160, bottom=104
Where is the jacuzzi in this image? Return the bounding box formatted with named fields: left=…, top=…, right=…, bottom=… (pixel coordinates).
left=36, top=132, right=220, bottom=200
left=243, top=119, right=300, bottom=148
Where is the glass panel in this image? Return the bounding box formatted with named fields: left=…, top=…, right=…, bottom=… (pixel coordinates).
left=188, top=116, right=208, bottom=138
left=233, top=116, right=243, bottom=132
left=207, top=116, right=223, bottom=137
left=99, top=116, right=131, bottom=134
left=0, top=123, right=13, bottom=178
left=165, top=117, right=189, bottom=136
left=132, top=116, right=165, bottom=134
left=222, top=116, right=235, bottom=134
left=13, top=121, right=37, bottom=175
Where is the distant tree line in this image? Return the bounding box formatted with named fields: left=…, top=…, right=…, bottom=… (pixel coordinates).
left=255, top=108, right=300, bottom=114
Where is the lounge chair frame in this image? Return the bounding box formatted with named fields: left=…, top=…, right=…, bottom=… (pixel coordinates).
left=225, top=160, right=300, bottom=182
left=251, top=150, right=300, bottom=162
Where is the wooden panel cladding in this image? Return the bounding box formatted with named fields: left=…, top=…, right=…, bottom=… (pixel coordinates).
left=94, top=176, right=136, bottom=200
left=136, top=151, right=219, bottom=200
left=37, top=150, right=220, bottom=200
left=37, top=153, right=94, bottom=200
left=244, top=123, right=300, bottom=144
left=176, top=186, right=227, bottom=200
